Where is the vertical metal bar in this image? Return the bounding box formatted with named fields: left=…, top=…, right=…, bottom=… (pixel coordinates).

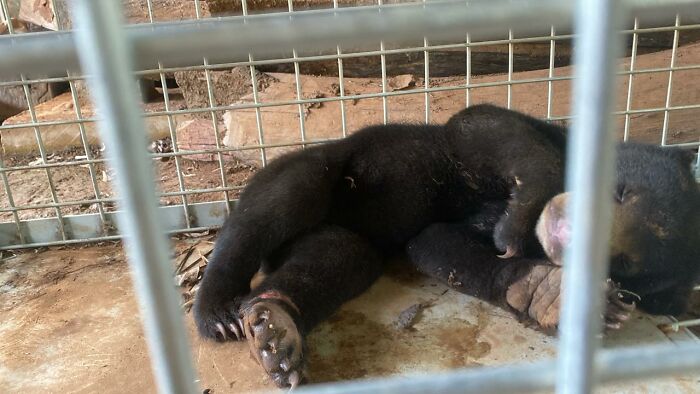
left=144, top=0, right=192, bottom=223
left=556, top=1, right=625, bottom=393
left=422, top=0, right=430, bottom=124
left=157, top=62, right=193, bottom=226
left=507, top=29, right=513, bottom=109
left=288, top=0, right=308, bottom=146
left=194, top=0, right=202, bottom=19
left=0, top=0, right=25, bottom=244
left=623, top=18, right=639, bottom=142
left=333, top=0, right=348, bottom=138
left=69, top=2, right=197, bottom=393
left=20, top=78, right=68, bottom=240
left=195, top=16, right=232, bottom=213
left=202, top=59, right=233, bottom=211
left=0, top=151, right=24, bottom=244
left=4, top=0, right=69, bottom=241
left=49, top=0, right=64, bottom=30
left=378, top=0, right=389, bottom=124
left=465, top=33, right=471, bottom=108
left=2, top=0, right=67, bottom=239
left=0, top=0, right=10, bottom=26
left=66, top=75, right=109, bottom=226
left=423, top=47, right=430, bottom=119
left=661, top=14, right=681, bottom=146
left=546, top=26, right=556, bottom=119
left=146, top=0, right=154, bottom=23
left=241, top=0, right=268, bottom=167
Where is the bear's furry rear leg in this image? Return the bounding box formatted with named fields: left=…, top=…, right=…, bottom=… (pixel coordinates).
left=407, top=222, right=636, bottom=332
left=240, top=225, right=383, bottom=388
left=194, top=150, right=339, bottom=341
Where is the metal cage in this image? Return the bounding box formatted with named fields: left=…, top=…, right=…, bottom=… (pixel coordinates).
left=1, top=0, right=700, bottom=393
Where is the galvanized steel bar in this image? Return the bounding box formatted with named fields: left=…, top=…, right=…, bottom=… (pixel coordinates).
left=623, top=18, right=640, bottom=142
left=68, top=1, right=197, bottom=393
left=465, top=33, right=472, bottom=107
left=295, top=343, right=700, bottom=394
left=3, top=1, right=700, bottom=82
left=333, top=0, right=349, bottom=137
left=66, top=71, right=110, bottom=228
left=661, top=14, right=681, bottom=146
left=546, top=25, right=556, bottom=119
left=0, top=0, right=575, bottom=80
left=378, top=0, right=389, bottom=124
left=241, top=0, right=269, bottom=167
left=507, top=29, right=513, bottom=109
left=556, top=0, right=626, bottom=393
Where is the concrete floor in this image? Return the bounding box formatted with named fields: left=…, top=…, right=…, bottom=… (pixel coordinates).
left=1, top=242, right=698, bottom=393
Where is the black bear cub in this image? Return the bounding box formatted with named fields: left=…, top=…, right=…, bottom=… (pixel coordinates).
left=193, top=104, right=700, bottom=388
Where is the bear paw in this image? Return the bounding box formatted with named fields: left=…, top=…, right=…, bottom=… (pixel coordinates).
left=241, top=299, right=305, bottom=389
left=506, top=265, right=636, bottom=331
left=193, top=298, right=246, bottom=341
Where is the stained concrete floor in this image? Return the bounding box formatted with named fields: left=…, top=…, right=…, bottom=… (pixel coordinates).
left=1, top=241, right=698, bottom=393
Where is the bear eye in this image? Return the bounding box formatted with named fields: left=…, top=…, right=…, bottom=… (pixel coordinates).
left=614, top=184, right=628, bottom=204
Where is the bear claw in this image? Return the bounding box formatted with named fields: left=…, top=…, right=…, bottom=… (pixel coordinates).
left=507, top=266, right=637, bottom=331
left=603, top=280, right=636, bottom=332
left=497, top=245, right=518, bottom=259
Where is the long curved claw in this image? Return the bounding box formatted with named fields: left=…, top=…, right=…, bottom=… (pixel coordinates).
left=497, top=245, right=517, bottom=259
left=229, top=323, right=242, bottom=340
left=215, top=322, right=227, bottom=341
left=288, top=371, right=301, bottom=391
left=237, top=318, right=246, bottom=338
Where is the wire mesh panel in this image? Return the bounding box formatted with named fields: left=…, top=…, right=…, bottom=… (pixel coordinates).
left=1, top=0, right=700, bottom=393
left=0, top=1, right=698, bottom=249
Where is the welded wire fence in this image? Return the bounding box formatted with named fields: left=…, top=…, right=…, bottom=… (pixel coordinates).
left=1, top=0, right=700, bottom=393
left=1, top=0, right=699, bottom=249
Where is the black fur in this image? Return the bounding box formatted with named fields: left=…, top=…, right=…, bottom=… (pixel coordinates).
left=194, top=104, right=700, bottom=341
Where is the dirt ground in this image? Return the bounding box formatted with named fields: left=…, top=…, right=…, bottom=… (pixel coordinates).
left=2, top=240, right=698, bottom=393
left=0, top=241, right=499, bottom=393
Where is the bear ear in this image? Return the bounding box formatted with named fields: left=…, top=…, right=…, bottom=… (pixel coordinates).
left=667, top=148, right=695, bottom=168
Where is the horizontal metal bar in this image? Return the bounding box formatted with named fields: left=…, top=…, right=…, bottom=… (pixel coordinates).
left=0, top=185, right=243, bottom=213
left=6, top=58, right=700, bottom=131
left=292, top=342, right=700, bottom=394
left=5, top=70, right=700, bottom=133
left=0, top=199, right=232, bottom=249
left=0, top=0, right=563, bottom=78
left=2, top=21, right=700, bottom=89
left=0, top=225, right=218, bottom=251
left=1, top=0, right=698, bottom=80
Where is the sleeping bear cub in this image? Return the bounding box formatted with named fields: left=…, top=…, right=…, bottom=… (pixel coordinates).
left=193, top=104, right=700, bottom=388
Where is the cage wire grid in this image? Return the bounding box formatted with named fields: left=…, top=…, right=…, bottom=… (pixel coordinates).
left=0, top=3, right=699, bottom=249
left=2, top=0, right=700, bottom=393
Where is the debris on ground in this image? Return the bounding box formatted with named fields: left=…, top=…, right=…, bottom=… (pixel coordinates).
left=148, top=137, right=173, bottom=161
left=447, top=269, right=462, bottom=288
left=173, top=235, right=215, bottom=312
left=388, top=74, right=417, bottom=91
left=27, top=153, right=63, bottom=166
left=393, top=289, right=448, bottom=330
